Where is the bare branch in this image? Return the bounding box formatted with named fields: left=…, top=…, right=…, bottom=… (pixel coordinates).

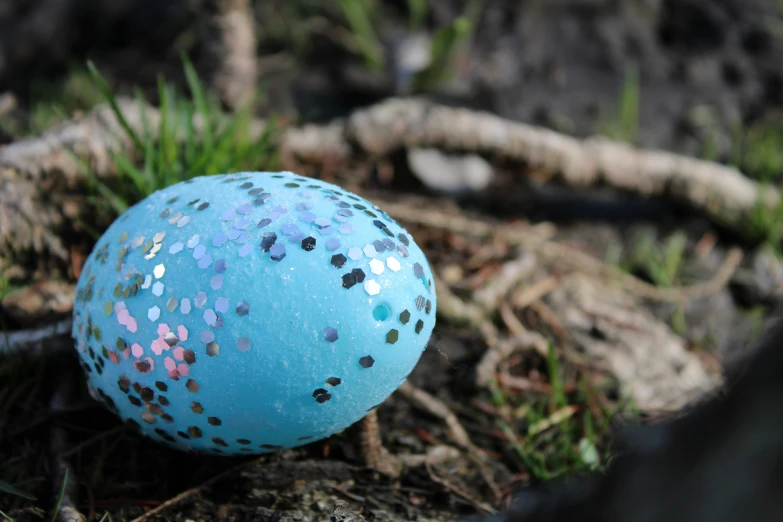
left=0, top=97, right=766, bottom=279
left=206, top=0, right=258, bottom=109
left=50, top=379, right=86, bottom=522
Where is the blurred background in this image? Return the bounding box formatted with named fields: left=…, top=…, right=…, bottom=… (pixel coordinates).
left=3, top=0, right=782, bottom=155
left=2, top=1, right=783, bottom=521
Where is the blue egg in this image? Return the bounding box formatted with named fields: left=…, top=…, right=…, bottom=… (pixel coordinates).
left=71, top=171, right=437, bottom=455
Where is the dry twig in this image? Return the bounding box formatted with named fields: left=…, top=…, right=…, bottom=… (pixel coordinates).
left=398, top=381, right=478, bottom=454
left=205, top=0, right=258, bottom=109
left=1, top=279, right=75, bottom=325
left=0, top=92, right=16, bottom=117
left=0, top=99, right=159, bottom=272
left=1, top=317, right=73, bottom=356
left=50, top=380, right=86, bottom=522
left=1, top=96, right=765, bottom=277
left=475, top=329, right=550, bottom=389
left=380, top=200, right=743, bottom=304
left=425, top=460, right=496, bottom=515
left=340, top=99, right=780, bottom=231
left=358, top=409, right=403, bottom=478
left=431, top=272, right=486, bottom=327
left=396, top=381, right=502, bottom=501
left=531, top=240, right=744, bottom=303
left=511, top=276, right=560, bottom=309
left=528, top=299, right=571, bottom=348
left=473, top=252, right=537, bottom=312
left=127, top=457, right=264, bottom=522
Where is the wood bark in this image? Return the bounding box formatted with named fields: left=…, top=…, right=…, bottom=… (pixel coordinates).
left=2, top=97, right=776, bottom=278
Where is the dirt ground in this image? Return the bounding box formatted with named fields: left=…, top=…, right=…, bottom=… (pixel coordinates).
left=2, top=1, right=783, bottom=521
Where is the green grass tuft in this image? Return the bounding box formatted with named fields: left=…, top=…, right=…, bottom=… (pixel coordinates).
left=334, top=0, right=480, bottom=92
left=723, top=115, right=783, bottom=251
left=730, top=118, right=783, bottom=183
left=410, top=0, right=480, bottom=94
left=82, top=56, right=279, bottom=218
left=337, top=0, right=385, bottom=70
left=488, top=346, right=622, bottom=483
left=629, top=231, right=687, bottom=289
left=622, top=230, right=689, bottom=333
left=745, top=187, right=783, bottom=252
left=407, top=0, right=429, bottom=30
left=600, top=62, right=640, bottom=144
left=0, top=269, right=19, bottom=302
left=0, top=67, right=105, bottom=138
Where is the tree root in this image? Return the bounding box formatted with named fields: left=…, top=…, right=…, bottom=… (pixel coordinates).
left=0, top=96, right=769, bottom=278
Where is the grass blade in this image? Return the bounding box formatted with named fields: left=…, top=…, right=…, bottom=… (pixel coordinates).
left=411, top=12, right=472, bottom=93
left=0, top=480, right=36, bottom=501
left=86, top=61, right=144, bottom=153
left=111, top=151, right=149, bottom=198
left=338, top=0, right=384, bottom=70
left=91, top=173, right=130, bottom=215
left=407, top=0, right=428, bottom=30
left=182, top=55, right=214, bottom=155
left=183, top=98, right=197, bottom=168
left=546, top=343, right=568, bottom=409
left=135, top=93, right=157, bottom=195
left=156, top=75, right=170, bottom=186
left=50, top=469, right=68, bottom=522
left=620, top=62, right=640, bottom=144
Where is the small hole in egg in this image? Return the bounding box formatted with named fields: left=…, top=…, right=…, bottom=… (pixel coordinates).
left=372, top=304, right=391, bottom=322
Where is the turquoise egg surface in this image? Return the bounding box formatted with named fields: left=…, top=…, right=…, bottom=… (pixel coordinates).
left=72, top=171, right=436, bottom=455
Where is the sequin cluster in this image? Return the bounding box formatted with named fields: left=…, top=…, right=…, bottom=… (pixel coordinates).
left=72, top=172, right=436, bottom=455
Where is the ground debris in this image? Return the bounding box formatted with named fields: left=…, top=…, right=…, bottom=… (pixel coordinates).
left=0, top=279, right=74, bottom=326
left=124, top=457, right=455, bottom=522
left=546, top=274, right=722, bottom=412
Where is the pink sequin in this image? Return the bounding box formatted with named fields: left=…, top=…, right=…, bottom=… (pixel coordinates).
left=157, top=323, right=170, bottom=335
left=109, top=352, right=120, bottom=364
left=145, top=357, right=155, bottom=371
left=131, top=343, right=144, bottom=358
left=122, top=347, right=131, bottom=359
left=151, top=338, right=166, bottom=356
left=164, top=357, right=176, bottom=371
left=177, top=364, right=190, bottom=376
left=177, top=325, right=188, bottom=341
left=168, top=369, right=180, bottom=380
left=126, top=317, right=138, bottom=333
left=173, top=346, right=185, bottom=360
left=117, top=309, right=129, bottom=325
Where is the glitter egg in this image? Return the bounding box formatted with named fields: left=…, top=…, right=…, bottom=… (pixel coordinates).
left=71, top=172, right=437, bottom=455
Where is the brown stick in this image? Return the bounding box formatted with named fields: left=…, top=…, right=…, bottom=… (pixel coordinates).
left=1, top=97, right=764, bottom=276
left=340, top=98, right=779, bottom=228
left=396, top=381, right=504, bottom=501
left=1, top=317, right=73, bottom=356
left=378, top=200, right=744, bottom=304
left=397, top=381, right=480, bottom=456
left=127, top=456, right=264, bottom=522
left=206, top=0, right=258, bottom=110
left=50, top=379, right=86, bottom=522
left=358, top=409, right=403, bottom=478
